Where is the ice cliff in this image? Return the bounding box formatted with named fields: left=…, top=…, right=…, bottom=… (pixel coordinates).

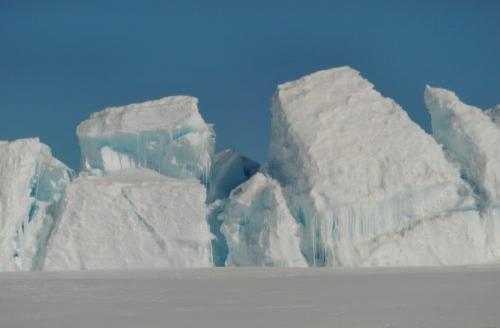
left=77, top=96, right=215, bottom=182
left=268, top=67, right=479, bottom=266
left=46, top=97, right=216, bottom=270
left=0, top=139, right=71, bottom=271
left=425, top=86, right=500, bottom=259
left=425, top=87, right=500, bottom=209
left=1, top=66, right=499, bottom=271
left=220, top=173, right=307, bottom=267
left=43, top=170, right=212, bottom=270
left=206, top=150, right=260, bottom=266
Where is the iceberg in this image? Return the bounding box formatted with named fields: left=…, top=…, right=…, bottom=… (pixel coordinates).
left=268, top=67, right=475, bottom=266
left=0, top=139, right=72, bottom=271
left=42, top=169, right=213, bottom=270
left=220, top=173, right=307, bottom=267
left=2, top=67, right=500, bottom=271
left=207, top=149, right=259, bottom=203
left=77, top=96, right=215, bottom=182
left=425, top=86, right=500, bottom=208
left=206, top=150, right=259, bottom=266
left=37, top=96, right=216, bottom=271
left=425, top=86, right=500, bottom=258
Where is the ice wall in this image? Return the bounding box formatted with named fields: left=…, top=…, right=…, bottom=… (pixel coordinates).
left=425, top=87, right=500, bottom=258
left=3, top=68, right=500, bottom=271
left=39, top=95, right=217, bottom=270
left=43, top=169, right=213, bottom=270
left=77, top=96, right=215, bottom=182
left=0, top=139, right=71, bottom=271
left=425, top=86, right=500, bottom=208
left=268, top=67, right=474, bottom=266
left=220, top=173, right=307, bottom=267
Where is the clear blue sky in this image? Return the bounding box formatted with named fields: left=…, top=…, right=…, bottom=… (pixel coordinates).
left=1, top=0, right=499, bottom=170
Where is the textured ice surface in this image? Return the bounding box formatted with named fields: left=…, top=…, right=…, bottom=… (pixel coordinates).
left=206, top=150, right=259, bottom=266
left=3, top=67, right=500, bottom=272
left=207, top=149, right=259, bottom=203
left=0, top=139, right=71, bottom=271
left=207, top=200, right=229, bottom=266
left=268, top=67, right=474, bottom=266
left=425, top=86, right=500, bottom=208
left=425, top=87, right=500, bottom=259
left=220, top=173, right=307, bottom=267
left=42, top=169, right=212, bottom=270
left=77, top=96, right=215, bottom=181
left=359, top=210, right=493, bottom=266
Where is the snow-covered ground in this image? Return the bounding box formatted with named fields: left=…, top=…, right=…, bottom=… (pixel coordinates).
left=1, top=266, right=499, bottom=328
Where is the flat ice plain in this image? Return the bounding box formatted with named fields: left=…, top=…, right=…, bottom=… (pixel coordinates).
left=1, top=266, right=500, bottom=328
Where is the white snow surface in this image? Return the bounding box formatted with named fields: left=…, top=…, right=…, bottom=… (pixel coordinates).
left=0, top=139, right=71, bottom=271
left=268, top=67, right=475, bottom=266
left=2, top=266, right=500, bottom=328
left=220, top=173, right=307, bottom=267
left=42, top=169, right=213, bottom=270
left=77, top=96, right=215, bottom=181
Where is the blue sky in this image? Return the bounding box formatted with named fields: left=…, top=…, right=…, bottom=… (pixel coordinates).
left=1, top=0, right=499, bottom=169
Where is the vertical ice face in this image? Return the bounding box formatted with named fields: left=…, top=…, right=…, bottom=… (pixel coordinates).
left=268, top=67, right=472, bottom=267
left=206, top=150, right=259, bottom=265
left=207, top=149, right=260, bottom=203
left=77, top=96, right=215, bottom=182
left=425, top=87, right=500, bottom=258
left=220, top=173, right=307, bottom=267
left=42, top=169, right=213, bottom=270
left=0, top=139, right=72, bottom=271
left=425, top=86, right=500, bottom=208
